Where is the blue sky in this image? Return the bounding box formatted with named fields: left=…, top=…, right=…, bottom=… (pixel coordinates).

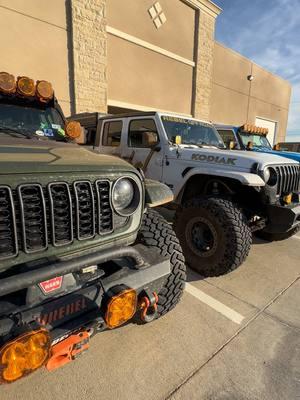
left=213, top=0, right=300, bottom=142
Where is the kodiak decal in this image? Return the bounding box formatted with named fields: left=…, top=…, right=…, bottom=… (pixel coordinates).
left=191, top=154, right=237, bottom=166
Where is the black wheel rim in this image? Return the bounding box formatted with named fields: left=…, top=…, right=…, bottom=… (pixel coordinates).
left=186, top=217, right=218, bottom=257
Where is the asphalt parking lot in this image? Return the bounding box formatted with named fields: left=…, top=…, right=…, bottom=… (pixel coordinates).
left=1, top=213, right=299, bottom=400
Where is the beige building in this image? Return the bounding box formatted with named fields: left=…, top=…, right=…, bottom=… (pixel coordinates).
left=0, top=0, right=291, bottom=143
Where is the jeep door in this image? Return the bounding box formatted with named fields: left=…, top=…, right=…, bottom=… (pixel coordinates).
left=121, top=117, right=164, bottom=181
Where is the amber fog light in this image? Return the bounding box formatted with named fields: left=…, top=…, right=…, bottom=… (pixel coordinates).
left=0, top=329, right=50, bottom=383
left=105, top=288, right=137, bottom=329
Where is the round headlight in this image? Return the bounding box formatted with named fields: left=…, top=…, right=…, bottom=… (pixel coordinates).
left=112, top=178, right=140, bottom=216
left=263, top=167, right=278, bottom=186
left=263, top=167, right=271, bottom=183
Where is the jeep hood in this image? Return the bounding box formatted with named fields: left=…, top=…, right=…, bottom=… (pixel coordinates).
left=0, top=139, right=135, bottom=175
left=252, top=148, right=300, bottom=163
left=173, top=146, right=297, bottom=171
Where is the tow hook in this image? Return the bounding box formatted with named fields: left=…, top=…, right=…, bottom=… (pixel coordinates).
left=139, top=289, right=159, bottom=323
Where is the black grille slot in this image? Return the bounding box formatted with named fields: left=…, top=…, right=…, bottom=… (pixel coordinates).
left=0, top=186, right=18, bottom=259
left=48, top=183, right=73, bottom=246
left=275, top=165, right=300, bottom=196
left=96, top=180, right=113, bottom=234
left=74, top=181, right=95, bottom=240
left=18, top=184, right=47, bottom=253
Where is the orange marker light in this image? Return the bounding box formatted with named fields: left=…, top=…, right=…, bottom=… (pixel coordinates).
left=105, top=289, right=137, bottom=329
left=36, top=80, right=54, bottom=102
left=65, top=120, right=82, bottom=139
left=0, top=72, right=16, bottom=94
left=0, top=329, right=50, bottom=383
left=17, top=76, right=35, bottom=97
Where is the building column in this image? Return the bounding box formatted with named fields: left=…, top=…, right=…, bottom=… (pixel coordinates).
left=190, top=1, right=221, bottom=120
left=71, top=0, right=108, bottom=114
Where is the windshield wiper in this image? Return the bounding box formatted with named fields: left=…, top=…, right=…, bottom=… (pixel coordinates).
left=0, top=126, right=33, bottom=138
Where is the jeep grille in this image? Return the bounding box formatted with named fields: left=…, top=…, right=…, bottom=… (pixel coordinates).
left=275, top=165, right=300, bottom=196
left=0, top=180, right=115, bottom=260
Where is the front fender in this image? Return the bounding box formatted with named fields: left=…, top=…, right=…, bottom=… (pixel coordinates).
left=144, top=179, right=174, bottom=208
left=174, top=168, right=265, bottom=199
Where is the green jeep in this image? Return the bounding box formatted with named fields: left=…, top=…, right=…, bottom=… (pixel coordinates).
left=0, top=72, right=186, bottom=383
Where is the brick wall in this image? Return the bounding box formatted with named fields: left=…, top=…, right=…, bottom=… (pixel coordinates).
left=193, top=10, right=216, bottom=120
left=71, top=0, right=107, bottom=113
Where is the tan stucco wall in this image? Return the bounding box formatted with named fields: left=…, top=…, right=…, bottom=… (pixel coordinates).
left=108, top=34, right=193, bottom=114
left=0, top=0, right=72, bottom=115
left=107, top=0, right=196, bottom=114
left=211, top=42, right=291, bottom=142
left=107, top=0, right=196, bottom=61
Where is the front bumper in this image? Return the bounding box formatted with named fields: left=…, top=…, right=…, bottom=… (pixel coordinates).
left=264, top=203, right=300, bottom=233
left=0, top=244, right=170, bottom=342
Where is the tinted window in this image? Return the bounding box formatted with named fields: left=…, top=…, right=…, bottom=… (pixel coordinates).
left=102, top=121, right=122, bottom=147
left=217, top=129, right=238, bottom=148
left=128, top=119, right=158, bottom=148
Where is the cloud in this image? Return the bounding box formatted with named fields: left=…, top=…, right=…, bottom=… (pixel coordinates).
left=214, top=0, right=300, bottom=142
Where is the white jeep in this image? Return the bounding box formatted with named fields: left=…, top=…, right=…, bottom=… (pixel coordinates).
left=72, top=112, right=300, bottom=276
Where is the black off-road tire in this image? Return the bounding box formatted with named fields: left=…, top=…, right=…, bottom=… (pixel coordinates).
left=255, top=225, right=300, bottom=241
left=137, top=209, right=186, bottom=317
left=174, top=196, right=252, bottom=277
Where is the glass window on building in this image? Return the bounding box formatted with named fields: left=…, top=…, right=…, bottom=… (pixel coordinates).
left=102, top=121, right=122, bottom=147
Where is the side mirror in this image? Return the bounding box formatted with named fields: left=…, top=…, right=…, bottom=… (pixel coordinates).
left=65, top=120, right=82, bottom=139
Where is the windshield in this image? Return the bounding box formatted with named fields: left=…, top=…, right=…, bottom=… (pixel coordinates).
left=0, top=103, right=66, bottom=140
left=239, top=132, right=272, bottom=150
left=161, top=116, right=225, bottom=148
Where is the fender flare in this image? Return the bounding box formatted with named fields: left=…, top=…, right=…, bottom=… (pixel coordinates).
left=174, top=167, right=265, bottom=200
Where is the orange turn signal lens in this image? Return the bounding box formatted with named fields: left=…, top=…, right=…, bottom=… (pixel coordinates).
left=36, top=80, right=54, bottom=102
left=105, top=289, right=137, bottom=329
left=0, top=72, right=16, bottom=94
left=65, top=120, right=82, bottom=139
left=0, top=329, right=50, bottom=383
left=17, top=76, right=35, bottom=97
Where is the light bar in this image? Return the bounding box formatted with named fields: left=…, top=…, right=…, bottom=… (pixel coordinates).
left=0, top=72, right=16, bottom=94
left=240, top=124, right=268, bottom=135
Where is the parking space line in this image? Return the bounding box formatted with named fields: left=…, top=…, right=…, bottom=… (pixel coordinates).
left=292, top=235, right=300, bottom=240
left=185, top=283, right=245, bottom=325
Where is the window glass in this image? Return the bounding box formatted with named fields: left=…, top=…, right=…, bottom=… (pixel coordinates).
left=102, top=121, right=122, bottom=147
left=128, top=119, right=158, bottom=148
left=239, top=132, right=271, bottom=149
left=161, top=116, right=225, bottom=148
left=217, top=129, right=238, bottom=148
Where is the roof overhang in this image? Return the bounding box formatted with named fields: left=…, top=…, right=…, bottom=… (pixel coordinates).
left=183, top=0, right=222, bottom=18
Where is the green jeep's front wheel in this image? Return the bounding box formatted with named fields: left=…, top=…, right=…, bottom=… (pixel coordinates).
left=174, top=196, right=252, bottom=277
left=137, top=209, right=186, bottom=317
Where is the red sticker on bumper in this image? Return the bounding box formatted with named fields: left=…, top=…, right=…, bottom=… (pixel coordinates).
left=39, top=277, right=63, bottom=294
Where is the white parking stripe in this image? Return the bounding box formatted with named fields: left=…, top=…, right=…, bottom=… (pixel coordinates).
left=185, top=283, right=245, bottom=325
left=292, top=235, right=300, bottom=240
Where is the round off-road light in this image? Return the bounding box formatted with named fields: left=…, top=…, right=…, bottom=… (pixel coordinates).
left=0, top=329, right=50, bottom=383
left=36, top=80, right=54, bottom=102
left=17, top=76, right=35, bottom=97
left=0, top=72, right=16, bottom=94
left=65, top=120, right=82, bottom=139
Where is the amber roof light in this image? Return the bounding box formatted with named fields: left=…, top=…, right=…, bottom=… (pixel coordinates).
left=17, top=76, right=36, bottom=97
left=0, top=72, right=16, bottom=94
left=36, top=80, right=54, bottom=102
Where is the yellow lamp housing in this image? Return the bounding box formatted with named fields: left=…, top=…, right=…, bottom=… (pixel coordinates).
left=105, top=288, right=137, bottom=329
left=36, top=80, right=54, bottom=102
left=17, top=76, right=36, bottom=97
left=0, top=329, right=50, bottom=384
left=65, top=120, right=82, bottom=139
left=0, top=72, right=16, bottom=94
